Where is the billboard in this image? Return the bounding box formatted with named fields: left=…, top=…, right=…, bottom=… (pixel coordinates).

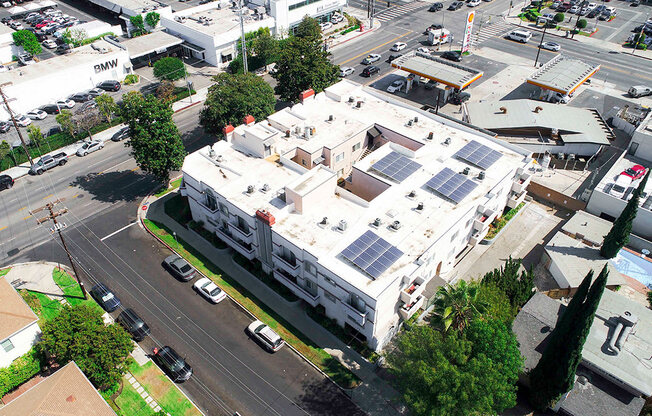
left=461, top=11, right=475, bottom=53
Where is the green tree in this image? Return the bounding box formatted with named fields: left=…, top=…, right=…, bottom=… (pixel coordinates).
left=481, top=257, right=534, bottom=309
left=12, top=30, right=42, bottom=56
left=601, top=170, right=649, bottom=258
left=94, top=94, right=118, bottom=123
left=647, top=290, right=652, bottom=309
left=156, top=80, right=176, bottom=102
left=528, top=265, right=609, bottom=410
left=0, top=140, right=12, bottom=166
left=272, top=36, right=339, bottom=102
left=120, top=91, right=186, bottom=182
left=73, top=110, right=101, bottom=140
left=199, top=72, right=275, bottom=135
left=431, top=280, right=487, bottom=332
left=576, top=18, right=587, bottom=29
left=27, top=125, right=43, bottom=148
left=294, top=16, right=322, bottom=43
left=387, top=322, right=521, bottom=416
left=145, top=11, right=160, bottom=28
left=554, top=12, right=565, bottom=23
left=252, top=30, right=279, bottom=69
left=154, top=57, right=186, bottom=81
left=56, top=109, right=75, bottom=138
left=37, top=304, right=133, bottom=390
left=477, top=283, right=516, bottom=323
left=129, top=15, right=145, bottom=35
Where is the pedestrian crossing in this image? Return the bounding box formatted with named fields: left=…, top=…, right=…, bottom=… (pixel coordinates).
left=471, top=20, right=512, bottom=45
left=374, top=1, right=428, bottom=23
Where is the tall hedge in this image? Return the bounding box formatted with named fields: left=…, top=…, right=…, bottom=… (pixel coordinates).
left=0, top=347, right=43, bottom=397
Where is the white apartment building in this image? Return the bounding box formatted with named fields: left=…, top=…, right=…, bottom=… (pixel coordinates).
left=180, top=81, right=532, bottom=350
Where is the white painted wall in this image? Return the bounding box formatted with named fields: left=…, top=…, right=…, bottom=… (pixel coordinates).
left=586, top=189, right=652, bottom=240
left=0, top=322, right=41, bottom=368
left=628, top=123, right=652, bottom=162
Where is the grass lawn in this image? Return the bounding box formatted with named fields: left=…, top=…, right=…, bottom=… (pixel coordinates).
left=20, top=290, right=65, bottom=321
left=143, top=218, right=360, bottom=388
left=52, top=268, right=105, bottom=314
left=115, top=381, right=155, bottom=416
left=0, top=268, right=9, bottom=277
left=155, top=177, right=183, bottom=198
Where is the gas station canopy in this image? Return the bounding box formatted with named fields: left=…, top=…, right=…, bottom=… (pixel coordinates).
left=527, top=54, right=600, bottom=96
left=391, top=52, right=484, bottom=90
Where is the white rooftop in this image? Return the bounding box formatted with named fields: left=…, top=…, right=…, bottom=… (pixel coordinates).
left=173, top=4, right=274, bottom=38
left=183, top=81, right=530, bottom=298
left=594, top=153, right=651, bottom=212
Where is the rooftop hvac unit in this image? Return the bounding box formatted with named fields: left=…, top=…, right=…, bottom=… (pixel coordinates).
left=416, top=202, right=424, bottom=211
left=462, top=167, right=470, bottom=175
left=443, top=137, right=451, bottom=146
left=328, top=114, right=334, bottom=122
left=338, top=220, right=347, bottom=231
left=295, top=126, right=301, bottom=134
left=407, top=119, right=413, bottom=127
left=356, top=101, right=363, bottom=108
left=478, top=171, right=485, bottom=181
left=408, top=190, right=416, bottom=199
left=320, top=217, right=329, bottom=225
left=247, top=185, right=255, bottom=193
left=414, top=116, right=418, bottom=122
left=348, top=96, right=355, bottom=103
left=285, top=130, right=290, bottom=137
left=391, top=220, right=401, bottom=230
left=373, top=218, right=381, bottom=227
left=427, top=132, right=433, bottom=140
left=261, top=183, right=270, bottom=192
left=304, top=126, right=311, bottom=138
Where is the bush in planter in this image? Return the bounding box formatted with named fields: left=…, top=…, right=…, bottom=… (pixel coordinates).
left=124, top=74, right=139, bottom=85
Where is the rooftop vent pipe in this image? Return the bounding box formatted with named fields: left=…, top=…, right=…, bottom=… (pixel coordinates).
left=499, top=106, right=507, bottom=114
left=534, top=106, right=543, bottom=113
left=607, top=311, right=638, bottom=355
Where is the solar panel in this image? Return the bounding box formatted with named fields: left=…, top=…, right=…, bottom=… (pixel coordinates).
left=426, top=167, right=478, bottom=203
left=454, top=140, right=502, bottom=170
left=370, top=152, right=422, bottom=183
left=340, top=230, right=404, bottom=279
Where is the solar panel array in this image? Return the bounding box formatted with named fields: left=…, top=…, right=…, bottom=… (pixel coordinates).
left=426, top=167, right=478, bottom=204
left=340, top=230, right=404, bottom=279
left=370, top=152, right=422, bottom=183
left=454, top=140, right=502, bottom=170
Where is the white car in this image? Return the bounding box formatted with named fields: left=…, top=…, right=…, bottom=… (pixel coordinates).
left=540, top=41, right=561, bottom=51
left=42, top=39, right=57, bottom=49
left=15, top=115, right=32, bottom=127
left=331, top=14, right=344, bottom=23
left=193, top=277, right=227, bottom=303
left=390, top=42, right=407, bottom=51
left=569, top=5, right=580, bottom=13
left=387, top=79, right=406, bottom=93
left=362, top=54, right=381, bottom=64
left=247, top=320, right=285, bottom=352
left=610, top=175, right=632, bottom=199
left=467, top=0, right=481, bottom=6
left=416, top=47, right=431, bottom=54
left=76, top=140, right=104, bottom=156
left=587, top=2, right=597, bottom=8
left=26, top=109, right=47, bottom=120
left=339, top=66, right=355, bottom=77
left=55, top=99, right=75, bottom=109
left=320, top=22, right=333, bottom=31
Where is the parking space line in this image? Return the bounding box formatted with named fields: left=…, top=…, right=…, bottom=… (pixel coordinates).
left=100, top=221, right=138, bottom=241
left=337, top=31, right=413, bottom=66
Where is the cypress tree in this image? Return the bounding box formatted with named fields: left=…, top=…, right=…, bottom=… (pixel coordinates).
left=601, top=170, right=649, bottom=258
left=528, top=266, right=608, bottom=411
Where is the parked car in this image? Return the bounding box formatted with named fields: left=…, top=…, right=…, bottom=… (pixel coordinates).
left=17, top=53, right=35, bottom=66
left=76, top=139, right=104, bottom=156
left=42, top=39, right=56, bottom=48
left=609, top=175, right=632, bottom=199
left=387, top=79, right=406, bottom=93
left=569, top=5, right=580, bottom=13
left=15, top=115, right=31, bottom=127
left=628, top=85, right=652, bottom=98
left=87, top=87, right=105, bottom=98
left=319, top=22, right=333, bottom=31
left=96, top=80, right=121, bottom=91
left=117, top=308, right=151, bottom=341
left=621, top=164, right=646, bottom=180
left=29, top=152, right=67, bottom=175
left=441, top=50, right=462, bottom=61
left=163, top=255, right=196, bottom=281
left=390, top=42, right=407, bottom=51
left=34, top=31, right=48, bottom=42
left=90, top=283, right=121, bottom=312
left=55, top=99, right=75, bottom=108
left=416, top=47, right=431, bottom=54
left=193, top=277, right=227, bottom=303
left=331, top=14, right=344, bottom=23
left=467, top=0, right=481, bottom=6
left=153, top=346, right=192, bottom=382
left=361, top=54, right=381, bottom=64
left=540, top=41, right=561, bottom=51
left=339, top=66, right=355, bottom=77
left=76, top=101, right=97, bottom=114
left=26, top=109, right=47, bottom=120
left=449, top=91, right=471, bottom=104
left=70, top=92, right=91, bottom=102
left=0, top=121, right=10, bottom=133
left=387, top=53, right=403, bottom=62
left=247, top=320, right=285, bottom=352
left=0, top=174, right=14, bottom=191
left=40, top=104, right=61, bottom=115
left=428, top=2, right=443, bottom=11
left=55, top=43, right=71, bottom=54
left=361, top=65, right=380, bottom=77
left=111, top=126, right=130, bottom=142
left=448, top=1, right=464, bottom=9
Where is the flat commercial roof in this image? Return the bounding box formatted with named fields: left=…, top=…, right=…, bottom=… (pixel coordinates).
left=121, top=30, right=183, bottom=59
left=467, top=100, right=614, bottom=145
left=87, top=0, right=161, bottom=14
left=527, top=54, right=600, bottom=95
left=391, top=52, right=483, bottom=90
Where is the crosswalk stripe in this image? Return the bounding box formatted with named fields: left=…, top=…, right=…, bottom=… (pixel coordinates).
left=374, top=1, right=428, bottom=22
left=471, top=20, right=512, bottom=44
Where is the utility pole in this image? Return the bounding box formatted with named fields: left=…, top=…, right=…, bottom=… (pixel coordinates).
left=631, top=14, right=647, bottom=55
left=0, top=84, right=34, bottom=168
left=31, top=199, right=87, bottom=299
left=370, top=0, right=375, bottom=29
left=534, top=23, right=548, bottom=67
left=238, top=0, right=248, bottom=73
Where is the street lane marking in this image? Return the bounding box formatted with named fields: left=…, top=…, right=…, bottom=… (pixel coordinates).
left=22, top=215, right=32, bottom=220
left=42, top=194, right=53, bottom=200
left=131, top=167, right=140, bottom=172
left=99, top=159, right=133, bottom=175
left=18, top=206, right=26, bottom=211
left=100, top=221, right=137, bottom=241
left=337, top=31, right=413, bottom=65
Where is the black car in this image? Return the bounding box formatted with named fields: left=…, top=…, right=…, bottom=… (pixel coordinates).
left=163, top=255, right=196, bottom=281
left=55, top=43, right=71, bottom=54
left=441, top=51, right=462, bottom=62
left=75, top=101, right=98, bottom=114
left=429, top=2, right=443, bottom=11
left=387, top=53, right=403, bottom=62
left=90, top=283, right=121, bottom=312
left=40, top=104, right=61, bottom=115
left=96, top=80, right=121, bottom=92
left=361, top=65, right=380, bottom=77
left=34, top=32, right=47, bottom=42
left=70, top=92, right=91, bottom=102
left=448, top=1, right=464, bottom=10
left=449, top=91, right=471, bottom=104
left=0, top=174, right=14, bottom=191
left=117, top=308, right=151, bottom=341
left=153, top=346, right=193, bottom=383
left=111, top=126, right=130, bottom=142
left=0, top=121, right=11, bottom=133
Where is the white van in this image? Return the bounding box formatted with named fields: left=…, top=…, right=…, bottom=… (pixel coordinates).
left=610, top=174, right=632, bottom=200
left=628, top=85, right=652, bottom=98
left=506, top=30, right=532, bottom=43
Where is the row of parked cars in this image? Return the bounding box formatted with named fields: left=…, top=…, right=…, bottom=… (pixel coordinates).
left=609, top=164, right=648, bottom=201
left=550, top=0, right=616, bottom=20
left=86, top=254, right=285, bottom=383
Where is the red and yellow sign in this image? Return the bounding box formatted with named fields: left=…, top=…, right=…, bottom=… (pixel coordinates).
left=462, top=11, right=475, bottom=53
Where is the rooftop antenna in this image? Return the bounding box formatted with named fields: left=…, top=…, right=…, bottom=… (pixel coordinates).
left=239, top=0, right=248, bottom=73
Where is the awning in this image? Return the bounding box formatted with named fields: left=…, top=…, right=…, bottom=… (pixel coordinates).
left=391, top=52, right=483, bottom=90
left=313, top=156, right=325, bottom=165
left=182, top=41, right=205, bottom=53
left=221, top=47, right=234, bottom=57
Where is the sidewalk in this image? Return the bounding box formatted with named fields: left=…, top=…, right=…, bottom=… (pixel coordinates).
left=140, top=193, right=405, bottom=416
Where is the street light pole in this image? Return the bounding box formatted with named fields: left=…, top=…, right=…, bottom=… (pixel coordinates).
left=238, top=0, right=248, bottom=73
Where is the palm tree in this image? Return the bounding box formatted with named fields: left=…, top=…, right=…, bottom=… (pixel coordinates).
left=431, top=280, right=487, bottom=332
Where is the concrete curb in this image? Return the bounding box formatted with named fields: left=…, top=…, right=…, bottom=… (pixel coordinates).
left=480, top=200, right=530, bottom=245
left=330, top=24, right=382, bottom=51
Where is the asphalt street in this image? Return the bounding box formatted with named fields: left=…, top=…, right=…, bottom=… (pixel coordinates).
left=0, top=105, right=362, bottom=416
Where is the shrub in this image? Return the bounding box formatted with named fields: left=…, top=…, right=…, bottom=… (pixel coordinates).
left=153, top=57, right=185, bottom=81
left=0, top=348, right=43, bottom=397
left=554, top=12, right=564, bottom=23
left=124, top=74, right=140, bottom=85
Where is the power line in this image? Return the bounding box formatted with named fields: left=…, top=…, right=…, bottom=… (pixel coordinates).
left=0, top=84, right=35, bottom=168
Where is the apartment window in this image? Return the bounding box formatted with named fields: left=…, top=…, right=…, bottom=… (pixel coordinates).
left=302, top=159, right=307, bottom=166
left=337, top=169, right=344, bottom=177
left=335, top=152, right=345, bottom=163
left=349, top=293, right=366, bottom=314
left=324, top=291, right=337, bottom=303
left=324, top=276, right=336, bottom=286
left=352, top=142, right=361, bottom=152
left=450, top=230, right=458, bottom=242
left=466, top=218, right=473, bottom=227
left=237, top=216, right=250, bottom=234
left=219, top=202, right=229, bottom=217
left=204, top=189, right=217, bottom=211
left=305, top=279, right=318, bottom=296
left=1, top=339, right=14, bottom=353
left=305, top=261, right=317, bottom=276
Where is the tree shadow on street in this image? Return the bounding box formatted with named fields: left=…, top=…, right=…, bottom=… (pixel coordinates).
left=296, top=376, right=366, bottom=416
left=69, top=170, right=159, bottom=203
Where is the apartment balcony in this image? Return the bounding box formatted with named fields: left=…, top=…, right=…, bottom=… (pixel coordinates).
left=342, top=301, right=367, bottom=326
left=399, top=295, right=425, bottom=320
left=273, top=269, right=320, bottom=306
left=473, top=208, right=497, bottom=233
left=512, top=172, right=532, bottom=194
left=507, top=190, right=527, bottom=209
left=469, top=226, right=490, bottom=246
left=227, top=221, right=254, bottom=244
left=215, top=227, right=256, bottom=260
left=400, top=280, right=426, bottom=305
left=272, top=252, right=300, bottom=277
